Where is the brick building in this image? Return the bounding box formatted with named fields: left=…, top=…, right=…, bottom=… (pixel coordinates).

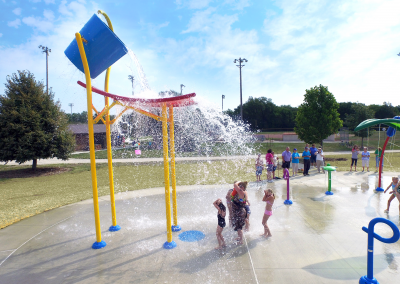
left=68, top=124, right=107, bottom=151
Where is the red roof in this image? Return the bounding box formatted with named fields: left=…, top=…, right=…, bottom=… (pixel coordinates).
left=77, top=81, right=196, bottom=108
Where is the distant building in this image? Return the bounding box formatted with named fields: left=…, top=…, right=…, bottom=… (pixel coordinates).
left=68, top=124, right=107, bottom=151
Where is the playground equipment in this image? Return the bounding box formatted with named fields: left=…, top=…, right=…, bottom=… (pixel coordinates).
left=359, top=217, right=400, bottom=284
left=283, top=168, right=292, bottom=205
left=355, top=117, right=400, bottom=191
left=323, top=163, right=336, bottom=195
left=64, top=11, right=196, bottom=249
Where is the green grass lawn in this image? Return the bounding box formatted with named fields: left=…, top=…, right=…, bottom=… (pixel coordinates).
left=2, top=152, right=400, bottom=230
left=0, top=159, right=257, bottom=229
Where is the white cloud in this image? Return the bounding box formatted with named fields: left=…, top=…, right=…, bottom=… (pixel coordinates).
left=7, top=18, right=21, bottom=28
left=28, top=0, right=55, bottom=3
left=224, top=0, right=250, bottom=10
left=43, top=9, right=55, bottom=21
left=22, top=16, right=53, bottom=32
left=176, top=0, right=214, bottom=9
left=0, top=33, right=3, bottom=37
left=12, top=7, right=22, bottom=15
left=261, top=0, right=400, bottom=106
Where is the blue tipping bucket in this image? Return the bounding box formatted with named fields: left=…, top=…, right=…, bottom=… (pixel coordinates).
left=64, top=14, right=128, bottom=79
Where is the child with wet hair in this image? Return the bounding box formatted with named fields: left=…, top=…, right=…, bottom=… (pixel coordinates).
left=261, top=189, right=275, bottom=238
left=384, top=177, right=400, bottom=213
left=213, top=198, right=226, bottom=249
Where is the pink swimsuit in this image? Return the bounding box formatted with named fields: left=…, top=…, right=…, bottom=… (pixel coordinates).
left=265, top=200, right=273, bottom=216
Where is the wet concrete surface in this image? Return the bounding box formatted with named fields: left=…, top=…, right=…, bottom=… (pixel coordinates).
left=1, top=169, right=400, bottom=283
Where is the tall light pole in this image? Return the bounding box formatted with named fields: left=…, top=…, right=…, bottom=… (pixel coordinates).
left=38, top=45, right=51, bottom=95
left=128, top=75, right=134, bottom=96
left=180, top=84, right=185, bottom=96
left=233, top=57, right=247, bottom=120
left=222, top=94, right=225, bottom=111
left=68, top=103, right=74, bottom=115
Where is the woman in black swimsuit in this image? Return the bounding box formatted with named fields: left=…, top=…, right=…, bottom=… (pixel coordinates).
left=213, top=199, right=226, bottom=250
left=231, top=181, right=249, bottom=245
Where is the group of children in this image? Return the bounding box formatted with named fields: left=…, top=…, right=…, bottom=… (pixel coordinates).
left=213, top=181, right=275, bottom=249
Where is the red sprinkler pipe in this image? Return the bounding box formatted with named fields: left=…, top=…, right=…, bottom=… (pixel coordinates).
left=378, top=136, right=389, bottom=189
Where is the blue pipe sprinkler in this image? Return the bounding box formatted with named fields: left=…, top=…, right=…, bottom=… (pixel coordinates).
left=359, top=217, right=400, bottom=284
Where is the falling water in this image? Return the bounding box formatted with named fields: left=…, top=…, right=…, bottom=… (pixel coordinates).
left=127, top=48, right=151, bottom=92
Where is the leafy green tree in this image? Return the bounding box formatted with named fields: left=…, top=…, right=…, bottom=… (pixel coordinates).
left=225, top=97, right=297, bottom=131
left=338, top=102, right=355, bottom=127
left=0, top=70, right=75, bottom=169
left=295, top=84, right=343, bottom=146
left=346, top=103, right=375, bottom=148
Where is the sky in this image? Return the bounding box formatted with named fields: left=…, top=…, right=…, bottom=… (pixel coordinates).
left=1, top=0, right=400, bottom=114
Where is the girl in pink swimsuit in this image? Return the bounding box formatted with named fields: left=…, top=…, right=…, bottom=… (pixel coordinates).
left=261, top=189, right=275, bottom=238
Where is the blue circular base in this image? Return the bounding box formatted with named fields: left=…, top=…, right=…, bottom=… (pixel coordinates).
left=325, top=191, right=334, bottom=195
left=171, top=225, right=182, bottom=232
left=92, top=240, right=106, bottom=249
left=284, top=200, right=293, bottom=205
left=375, top=187, right=384, bottom=192
left=109, top=225, right=121, bottom=232
left=178, top=230, right=205, bottom=242
left=359, top=275, right=378, bottom=284
left=163, top=241, right=177, bottom=249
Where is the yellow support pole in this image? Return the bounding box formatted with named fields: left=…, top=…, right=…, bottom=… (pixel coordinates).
left=98, top=9, right=120, bottom=232
left=169, top=106, right=180, bottom=231
left=104, top=66, right=119, bottom=231
left=75, top=32, right=106, bottom=249
left=162, top=103, right=176, bottom=249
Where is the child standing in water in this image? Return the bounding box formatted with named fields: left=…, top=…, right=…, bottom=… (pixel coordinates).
left=384, top=177, right=399, bottom=213
left=213, top=199, right=226, bottom=249
left=255, top=154, right=264, bottom=182
left=261, top=189, right=275, bottom=238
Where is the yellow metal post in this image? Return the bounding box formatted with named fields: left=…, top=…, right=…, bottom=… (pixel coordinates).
left=169, top=106, right=180, bottom=231
left=104, top=68, right=119, bottom=230
left=75, top=32, right=105, bottom=248
left=162, top=103, right=175, bottom=248
left=98, top=9, right=119, bottom=232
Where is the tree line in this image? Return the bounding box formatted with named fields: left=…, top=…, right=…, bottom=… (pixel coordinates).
left=225, top=97, right=399, bottom=132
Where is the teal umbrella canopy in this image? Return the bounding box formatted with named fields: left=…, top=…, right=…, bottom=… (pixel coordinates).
left=354, top=118, right=400, bottom=132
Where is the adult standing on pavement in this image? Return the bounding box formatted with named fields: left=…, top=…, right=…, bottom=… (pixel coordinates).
left=302, top=147, right=311, bottom=176
left=310, top=144, right=317, bottom=168
left=291, top=148, right=300, bottom=176
left=316, top=147, right=325, bottom=173
left=281, top=147, right=291, bottom=172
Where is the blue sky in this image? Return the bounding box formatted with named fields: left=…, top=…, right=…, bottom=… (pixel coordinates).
left=1, top=0, right=400, bottom=114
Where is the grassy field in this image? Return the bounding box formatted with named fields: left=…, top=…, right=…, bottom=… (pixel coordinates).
left=0, top=159, right=256, bottom=229
left=2, top=152, right=400, bottom=229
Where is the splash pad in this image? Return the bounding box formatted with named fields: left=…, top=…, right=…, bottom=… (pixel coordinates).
left=64, top=11, right=196, bottom=249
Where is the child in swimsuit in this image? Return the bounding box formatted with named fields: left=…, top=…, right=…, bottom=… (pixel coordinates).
left=255, top=154, right=264, bottom=182
left=213, top=199, right=226, bottom=250
left=384, top=177, right=399, bottom=213
left=261, top=189, right=275, bottom=238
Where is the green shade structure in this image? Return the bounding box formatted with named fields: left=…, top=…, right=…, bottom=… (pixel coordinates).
left=354, top=118, right=400, bottom=132
left=354, top=117, right=400, bottom=191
